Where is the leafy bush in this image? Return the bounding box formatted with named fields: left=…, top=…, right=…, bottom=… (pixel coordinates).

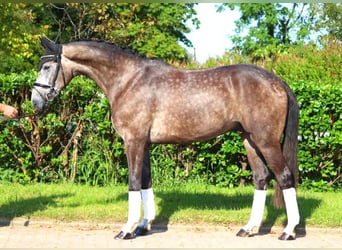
left=274, top=39, right=342, bottom=85
left=0, top=41, right=341, bottom=191
left=292, top=81, right=342, bottom=191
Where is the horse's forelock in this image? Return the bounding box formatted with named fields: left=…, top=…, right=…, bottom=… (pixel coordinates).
left=38, top=38, right=61, bottom=70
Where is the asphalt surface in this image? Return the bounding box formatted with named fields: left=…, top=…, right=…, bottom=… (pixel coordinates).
left=0, top=218, right=341, bottom=248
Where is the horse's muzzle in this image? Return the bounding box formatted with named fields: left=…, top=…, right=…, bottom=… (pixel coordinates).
left=31, top=96, right=48, bottom=114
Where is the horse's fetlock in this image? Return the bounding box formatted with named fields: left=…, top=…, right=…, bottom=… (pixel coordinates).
left=277, top=166, right=295, bottom=189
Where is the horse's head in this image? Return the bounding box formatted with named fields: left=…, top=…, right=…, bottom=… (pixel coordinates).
left=31, top=37, right=68, bottom=113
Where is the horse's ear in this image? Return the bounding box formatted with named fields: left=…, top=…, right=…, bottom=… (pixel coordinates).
left=40, top=37, right=57, bottom=53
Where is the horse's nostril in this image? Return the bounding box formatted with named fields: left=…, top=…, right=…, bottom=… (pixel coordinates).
left=31, top=99, right=39, bottom=109
left=31, top=98, right=46, bottom=113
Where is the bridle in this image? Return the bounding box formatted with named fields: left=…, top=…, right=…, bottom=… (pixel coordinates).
left=33, top=44, right=66, bottom=101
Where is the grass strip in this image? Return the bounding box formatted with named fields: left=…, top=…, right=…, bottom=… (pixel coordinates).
left=0, top=182, right=340, bottom=228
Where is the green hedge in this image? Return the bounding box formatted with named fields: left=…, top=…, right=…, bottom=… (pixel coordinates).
left=0, top=70, right=341, bottom=191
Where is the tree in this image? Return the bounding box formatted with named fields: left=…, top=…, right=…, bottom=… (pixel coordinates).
left=0, top=3, right=199, bottom=73
left=310, top=3, right=342, bottom=41
left=29, top=3, right=200, bottom=62
left=217, top=3, right=315, bottom=60
left=0, top=3, right=42, bottom=73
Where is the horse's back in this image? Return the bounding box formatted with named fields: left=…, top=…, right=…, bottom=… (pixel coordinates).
left=148, top=64, right=288, bottom=144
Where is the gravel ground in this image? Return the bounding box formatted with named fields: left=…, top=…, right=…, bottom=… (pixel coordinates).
left=0, top=218, right=341, bottom=248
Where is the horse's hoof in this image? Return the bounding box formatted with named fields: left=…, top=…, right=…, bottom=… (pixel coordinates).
left=236, top=228, right=249, bottom=237
left=114, top=231, right=134, bottom=240
left=278, top=232, right=295, bottom=240
left=133, top=226, right=149, bottom=238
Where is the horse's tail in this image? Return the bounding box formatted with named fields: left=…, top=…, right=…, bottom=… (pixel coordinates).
left=274, top=81, right=299, bottom=208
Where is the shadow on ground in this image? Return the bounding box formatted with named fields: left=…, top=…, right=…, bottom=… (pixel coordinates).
left=139, top=190, right=321, bottom=238
left=0, top=187, right=320, bottom=239
left=0, top=194, right=71, bottom=227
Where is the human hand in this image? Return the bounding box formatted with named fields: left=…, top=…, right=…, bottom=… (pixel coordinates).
left=2, top=104, right=18, bottom=118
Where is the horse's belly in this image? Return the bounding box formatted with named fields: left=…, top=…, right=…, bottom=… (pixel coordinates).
left=149, top=88, right=236, bottom=143
left=149, top=116, right=236, bottom=144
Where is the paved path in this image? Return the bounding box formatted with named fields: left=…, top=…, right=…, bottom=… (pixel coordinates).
left=0, top=218, right=341, bottom=248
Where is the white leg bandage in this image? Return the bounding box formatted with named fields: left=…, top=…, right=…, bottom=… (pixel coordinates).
left=121, top=191, right=141, bottom=233
left=139, top=188, right=156, bottom=228
left=142, top=188, right=156, bottom=221
left=283, top=188, right=300, bottom=235
left=243, top=189, right=267, bottom=232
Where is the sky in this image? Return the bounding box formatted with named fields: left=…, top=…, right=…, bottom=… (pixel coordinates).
left=185, top=3, right=241, bottom=63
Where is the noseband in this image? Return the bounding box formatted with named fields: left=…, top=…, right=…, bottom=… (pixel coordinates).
left=33, top=44, right=66, bottom=101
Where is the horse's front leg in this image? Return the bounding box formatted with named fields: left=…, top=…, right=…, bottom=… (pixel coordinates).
left=114, top=139, right=146, bottom=240
left=132, top=145, right=156, bottom=238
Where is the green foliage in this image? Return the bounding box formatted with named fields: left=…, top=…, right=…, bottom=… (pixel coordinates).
left=28, top=3, right=199, bottom=63
left=273, top=39, right=342, bottom=85
left=218, top=3, right=315, bottom=59
left=201, top=40, right=342, bottom=191
left=0, top=4, right=42, bottom=73
left=292, top=81, right=342, bottom=191
left=310, top=3, right=342, bottom=40
left=0, top=2, right=340, bottom=191
left=0, top=3, right=199, bottom=73
left=257, top=42, right=341, bottom=190
left=151, top=134, right=250, bottom=188
left=1, top=39, right=341, bottom=191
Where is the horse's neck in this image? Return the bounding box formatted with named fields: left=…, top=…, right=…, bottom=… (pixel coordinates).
left=63, top=43, right=142, bottom=96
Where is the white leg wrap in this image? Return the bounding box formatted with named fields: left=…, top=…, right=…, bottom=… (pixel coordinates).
left=121, top=191, right=141, bottom=233
left=243, top=189, right=267, bottom=232
left=141, top=188, right=156, bottom=221
left=283, top=188, right=300, bottom=235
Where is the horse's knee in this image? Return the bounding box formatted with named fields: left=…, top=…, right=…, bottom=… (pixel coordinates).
left=129, top=176, right=142, bottom=191
left=276, top=166, right=295, bottom=189
left=128, top=172, right=152, bottom=190
left=129, top=170, right=150, bottom=191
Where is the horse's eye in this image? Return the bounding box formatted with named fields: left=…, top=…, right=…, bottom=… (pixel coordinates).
left=43, top=65, right=50, bottom=70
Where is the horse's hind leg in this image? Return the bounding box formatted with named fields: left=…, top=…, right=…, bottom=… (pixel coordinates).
left=133, top=146, right=156, bottom=237
left=237, top=134, right=270, bottom=237
left=254, top=138, right=300, bottom=240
